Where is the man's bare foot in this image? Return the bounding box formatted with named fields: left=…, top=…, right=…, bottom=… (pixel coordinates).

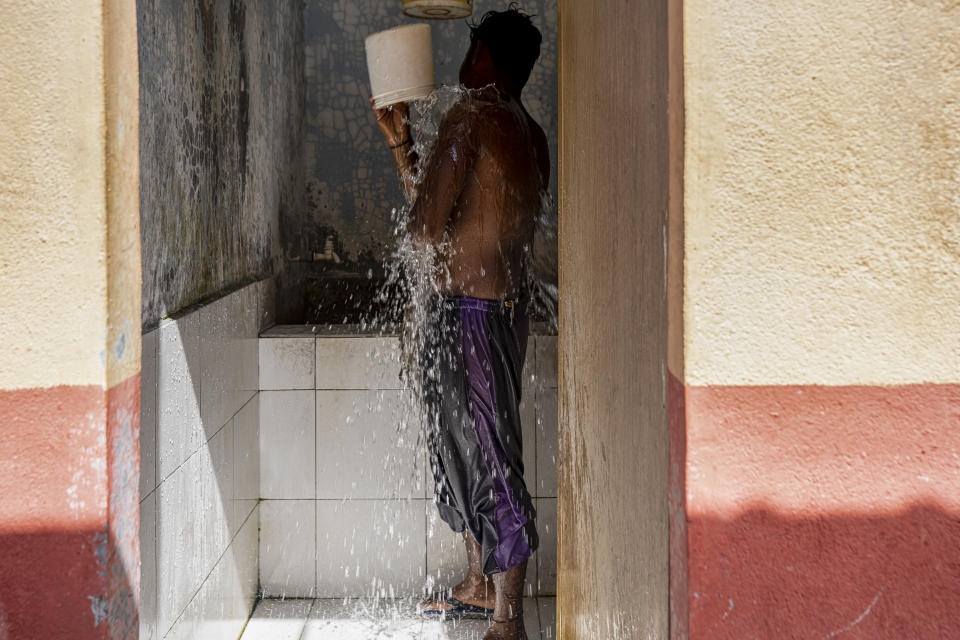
left=419, top=574, right=496, bottom=615
left=483, top=619, right=527, bottom=640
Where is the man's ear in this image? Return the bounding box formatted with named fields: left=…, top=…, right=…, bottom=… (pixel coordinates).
left=470, top=40, right=484, bottom=65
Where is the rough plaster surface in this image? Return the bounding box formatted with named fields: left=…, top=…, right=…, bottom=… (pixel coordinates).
left=558, top=0, right=671, bottom=637
left=684, top=0, right=960, bottom=386
left=0, top=1, right=108, bottom=389
left=106, top=0, right=142, bottom=389
left=0, top=2, right=142, bottom=634
left=138, top=0, right=304, bottom=328
left=685, top=383, right=960, bottom=639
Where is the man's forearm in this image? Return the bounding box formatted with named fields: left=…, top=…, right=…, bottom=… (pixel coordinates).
left=391, top=142, right=418, bottom=204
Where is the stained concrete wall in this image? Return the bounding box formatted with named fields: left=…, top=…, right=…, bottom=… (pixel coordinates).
left=138, top=0, right=304, bottom=329
left=681, top=1, right=960, bottom=637
left=285, top=0, right=558, bottom=322
left=557, top=0, right=673, bottom=637
left=0, top=2, right=142, bottom=637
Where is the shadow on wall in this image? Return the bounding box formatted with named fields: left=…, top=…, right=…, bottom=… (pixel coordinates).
left=0, top=529, right=138, bottom=638
left=687, top=504, right=960, bottom=639
left=0, top=383, right=140, bottom=639
left=138, top=282, right=267, bottom=638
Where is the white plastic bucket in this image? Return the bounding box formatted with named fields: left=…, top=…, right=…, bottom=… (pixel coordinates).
left=402, top=0, right=473, bottom=19
left=365, top=24, right=436, bottom=109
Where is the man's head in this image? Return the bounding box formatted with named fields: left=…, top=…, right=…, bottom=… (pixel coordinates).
left=459, top=5, right=542, bottom=93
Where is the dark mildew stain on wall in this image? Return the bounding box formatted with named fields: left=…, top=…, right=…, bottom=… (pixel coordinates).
left=139, top=0, right=304, bottom=329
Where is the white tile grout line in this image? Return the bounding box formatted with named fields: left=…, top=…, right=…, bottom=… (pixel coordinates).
left=162, top=503, right=260, bottom=638
left=295, top=598, right=318, bottom=640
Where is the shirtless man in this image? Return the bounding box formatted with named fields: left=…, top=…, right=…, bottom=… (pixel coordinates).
left=372, top=8, right=548, bottom=640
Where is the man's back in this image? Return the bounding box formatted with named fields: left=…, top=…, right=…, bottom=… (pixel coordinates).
left=416, top=88, right=549, bottom=300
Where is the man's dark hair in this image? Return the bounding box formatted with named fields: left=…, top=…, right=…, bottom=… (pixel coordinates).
left=468, top=4, right=542, bottom=89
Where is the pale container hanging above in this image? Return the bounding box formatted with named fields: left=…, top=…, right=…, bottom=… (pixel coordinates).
left=402, top=0, right=473, bottom=19
left=365, top=23, right=436, bottom=109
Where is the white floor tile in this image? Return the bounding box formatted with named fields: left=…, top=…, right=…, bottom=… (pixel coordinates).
left=139, top=491, right=158, bottom=640
left=421, top=600, right=538, bottom=640
left=241, top=599, right=313, bottom=640
left=303, top=599, right=423, bottom=640
left=316, top=499, right=426, bottom=598
left=157, top=314, right=202, bottom=482
left=140, top=329, right=158, bottom=499
left=260, top=390, right=316, bottom=499
left=260, top=500, right=317, bottom=597
left=316, top=390, right=422, bottom=499
left=245, top=597, right=544, bottom=640
left=421, top=618, right=484, bottom=640
left=535, top=388, right=558, bottom=498
left=316, top=336, right=402, bottom=389
left=260, top=337, right=315, bottom=390
left=535, top=499, right=557, bottom=596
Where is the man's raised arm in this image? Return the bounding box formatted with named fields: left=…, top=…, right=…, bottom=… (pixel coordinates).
left=407, top=104, right=478, bottom=244
left=373, top=98, right=479, bottom=244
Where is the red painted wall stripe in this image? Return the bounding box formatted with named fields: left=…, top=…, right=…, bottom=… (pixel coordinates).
left=684, top=384, right=960, bottom=639
left=0, top=377, right=140, bottom=639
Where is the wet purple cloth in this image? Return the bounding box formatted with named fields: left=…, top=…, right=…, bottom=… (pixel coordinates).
left=422, top=295, right=537, bottom=574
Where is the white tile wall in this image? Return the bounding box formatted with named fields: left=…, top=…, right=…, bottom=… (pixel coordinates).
left=200, top=285, right=259, bottom=440
left=233, top=395, right=259, bottom=525
left=260, top=500, right=317, bottom=597
left=166, top=506, right=259, bottom=640
left=204, top=422, right=234, bottom=568
left=425, top=505, right=467, bottom=591
left=260, top=390, right=316, bottom=499
left=536, top=387, right=559, bottom=498
left=141, top=280, right=272, bottom=640
left=539, top=597, right=557, bottom=639
left=157, top=450, right=205, bottom=635
left=141, top=329, right=158, bottom=499
left=260, top=337, right=315, bottom=390
left=520, top=366, right=537, bottom=498
left=139, top=490, right=158, bottom=640
left=157, top=313, right=202, bottom=482
left=315, top=390, right=423, bottom=499
left=536, top=336, right=558, bottom=389
left=316, top=499, right=426, bottom=598
left=258, top=331, right=559, bottom=600
left=315, top=336, right=402, bottom=389
left=535, top=498, right=557, bottom=596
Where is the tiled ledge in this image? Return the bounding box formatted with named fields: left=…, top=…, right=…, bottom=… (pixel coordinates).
left=261, top=324, right=400, bottom=338
left=260, top=321, right=557, bottom=339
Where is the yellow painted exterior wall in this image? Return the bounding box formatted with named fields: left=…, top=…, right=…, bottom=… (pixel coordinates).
left=684, top=0, right=960, bottom=386
left=0, top=1, right=140, bottom=389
